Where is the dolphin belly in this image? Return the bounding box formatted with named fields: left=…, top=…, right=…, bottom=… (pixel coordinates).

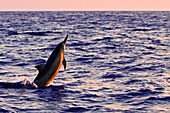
left=45, top=50, right=64, bottom=86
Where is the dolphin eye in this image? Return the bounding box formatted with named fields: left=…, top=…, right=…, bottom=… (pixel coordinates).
left=61, top=43, right=65, bottom=49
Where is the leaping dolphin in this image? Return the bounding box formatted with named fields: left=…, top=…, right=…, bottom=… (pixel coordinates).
left=33, top=35, right=68, bottom=88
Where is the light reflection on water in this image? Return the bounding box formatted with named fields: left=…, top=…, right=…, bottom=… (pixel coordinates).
left=0, top=11, right=170, bottom=112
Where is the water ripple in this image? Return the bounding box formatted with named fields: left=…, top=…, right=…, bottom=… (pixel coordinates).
left=0, top=11, right=170, bottom=112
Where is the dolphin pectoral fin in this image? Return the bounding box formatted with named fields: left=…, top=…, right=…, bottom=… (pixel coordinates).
left=62, top=57, right=66, bottom=70
left=35, top=64, right=45, bottom=73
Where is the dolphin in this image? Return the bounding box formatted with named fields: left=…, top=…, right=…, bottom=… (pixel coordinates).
left=33, top=35, right=68, bottom=88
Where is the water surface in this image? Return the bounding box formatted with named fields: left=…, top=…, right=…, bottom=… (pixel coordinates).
left=0, top=11, right=170, bottom=112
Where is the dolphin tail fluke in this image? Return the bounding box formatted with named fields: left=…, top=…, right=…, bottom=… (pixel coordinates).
left=63, top=35, right=68, bottom=44
left=62, top=57, right=66, bottom=70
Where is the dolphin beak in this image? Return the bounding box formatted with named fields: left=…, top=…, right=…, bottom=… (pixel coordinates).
left=63, top=35, right=68, bottom=45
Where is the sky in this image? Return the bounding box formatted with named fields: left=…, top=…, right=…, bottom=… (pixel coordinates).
left=0, top=0, right=170, bottom=11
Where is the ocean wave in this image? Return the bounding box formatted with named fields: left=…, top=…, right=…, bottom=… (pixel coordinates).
left=0, top=11, right=169, bottom=112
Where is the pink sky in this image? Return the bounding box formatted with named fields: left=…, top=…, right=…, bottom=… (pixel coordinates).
left=0, top=0, right=170, bottom=11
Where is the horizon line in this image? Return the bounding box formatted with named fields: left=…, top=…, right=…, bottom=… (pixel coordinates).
left=0, top=10, right=170, bottom=12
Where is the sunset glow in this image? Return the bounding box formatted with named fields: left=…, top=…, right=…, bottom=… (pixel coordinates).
left=0, top=0, right=170, bottom=11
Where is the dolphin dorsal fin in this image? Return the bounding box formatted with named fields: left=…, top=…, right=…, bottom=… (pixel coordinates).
left=62, top=57, right=66, bottom=70
left=35, top=64, right=45, bottom=73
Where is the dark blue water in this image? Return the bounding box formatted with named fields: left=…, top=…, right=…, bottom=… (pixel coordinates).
left=0, top=11, right=170, bottom=112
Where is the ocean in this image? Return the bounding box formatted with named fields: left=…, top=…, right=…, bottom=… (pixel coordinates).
left=0, top=11, right=170, bottom=112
